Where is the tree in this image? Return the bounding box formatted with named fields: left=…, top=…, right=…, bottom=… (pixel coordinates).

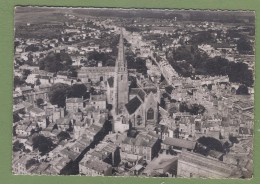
left=197, top=136, right=224, bottom=153
left=236, top=85, right=249, bottom=95
left=189, top=104, right=206, bottom=115
left=25, top=44, right=39, bottom=52
left=237, top=37, right=253, bottom=54
left=39, top=51, right=72, bottom=73
left=32, top=135, right=54, bottom=155
left=26, top=159, right=39, bottom=169
left=13, top=141, right=24, bottom=152
left=67, top=67, right=78, bottom=78
left=179, top=102, right=189, bottom=112
left=35, top=78, right=41, bottom=86
left=70, top=84, right=87, bottom=98
left=229, top=135, right=239, bottom=145
left=14, top=76, right=25, bottom=88
left=57, top=131, right=71, bottom=142
left=48, top=83, right=71, bottom=107
left=36, top=98, right=44, bottom=108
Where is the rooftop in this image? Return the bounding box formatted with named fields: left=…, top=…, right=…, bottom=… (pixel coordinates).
left=125, top=96, right=142, bottom=115
left=66, top=98, right=84, bottom=103
left=162, top=137, right=196, bottom=150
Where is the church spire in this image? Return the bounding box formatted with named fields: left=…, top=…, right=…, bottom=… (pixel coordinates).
left=113, top=27, right=129, bottom=115
left=116, top=28, right=127, bottom=70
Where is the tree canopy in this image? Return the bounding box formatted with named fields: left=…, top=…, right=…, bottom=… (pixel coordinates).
left=126, top=56, right=148, bottom=75
left=179, top=102, right=206, bottom=115
left=70, top=83, right=88, bottom=98
left=48, top=83, right=71, bottom=107
left=236, top=84, right=249, bottom=95
left=36, top=98, right=44, bottom=108
left=57, top=131, right=71, bottom=142
left=39, top=51, right=72, bottom=73
left=197, top=136, right=224, bottom=154
left=237, top=37, right=253, bottom=54
left=32, top=135, right=54, bottom=155
left=167, top=46, right=254, bottom=87
left=48, top=83, right=88, bottom=107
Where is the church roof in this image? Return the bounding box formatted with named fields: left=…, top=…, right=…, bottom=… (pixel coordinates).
left=125, top=96, right=142, bottom=115
left=143, top=87, right=157, bottom=95
left=129, top=88, right=146, bottom=102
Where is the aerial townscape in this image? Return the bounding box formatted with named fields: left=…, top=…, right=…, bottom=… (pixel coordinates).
left=12, top=7, right=254, bottom=178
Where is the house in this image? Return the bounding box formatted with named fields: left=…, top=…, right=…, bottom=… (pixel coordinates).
left=89, top=94, right=106, bottom=110
left=36, top=116, right=48, bottom=129
left=56, top=117, right=72, bottom=131
left=66, top=97, right=84, bottom=113
left=161, top=137, right=197, bottom=152
left=16, top=86, right=34, bottom=95
left=12, top=155, right=32, bottom=174
left=88, top=141, right=120, bottom=166
left=24, top=137, right=34, bottom=151
left=79, top=156, right=113, bottom=176
left=120, top=132, right=160, bottom=161
left=84, top=123, right=103, bottom=142
left=73, top=120, right=88, bottom=139
left=29, top=107, right=46, bottom=117
left=15, top=120, right=34, bottom=137
left=51, top=157, right=71, bottom=175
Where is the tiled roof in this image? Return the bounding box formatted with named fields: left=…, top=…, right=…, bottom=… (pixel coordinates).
left=81, top=157, right=111, bottom=173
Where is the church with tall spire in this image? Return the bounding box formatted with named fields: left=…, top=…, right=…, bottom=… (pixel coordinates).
left=113, top=28, right=129, bottom=115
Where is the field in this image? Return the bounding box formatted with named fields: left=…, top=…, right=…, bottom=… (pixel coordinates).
left=15, top=7, right=68, bottom=26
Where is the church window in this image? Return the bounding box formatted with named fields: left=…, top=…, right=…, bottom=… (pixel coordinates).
left=147, top=108, right=154, bottom=120
left=137, top=115, right=142, bottom=125
left=121, top=75, right=123, bottom=80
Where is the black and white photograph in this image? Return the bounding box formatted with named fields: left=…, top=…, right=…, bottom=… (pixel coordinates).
left=12, top=7, right=255, bottom=178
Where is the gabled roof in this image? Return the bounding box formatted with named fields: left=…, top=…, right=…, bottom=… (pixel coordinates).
left=125, top=96, right=142, bottom=115
left=129, top=88, right=146, bottom=102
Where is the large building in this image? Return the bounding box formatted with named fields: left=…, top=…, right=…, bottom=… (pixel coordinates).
left=177, top=151, right=240, bottom=178
left=77, top=66, right=115, bottom=83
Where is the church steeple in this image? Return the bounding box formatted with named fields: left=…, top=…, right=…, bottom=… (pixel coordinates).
left=113, top=28, right=129, bottom=115
left=115, top=28, right=127, bottom=71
